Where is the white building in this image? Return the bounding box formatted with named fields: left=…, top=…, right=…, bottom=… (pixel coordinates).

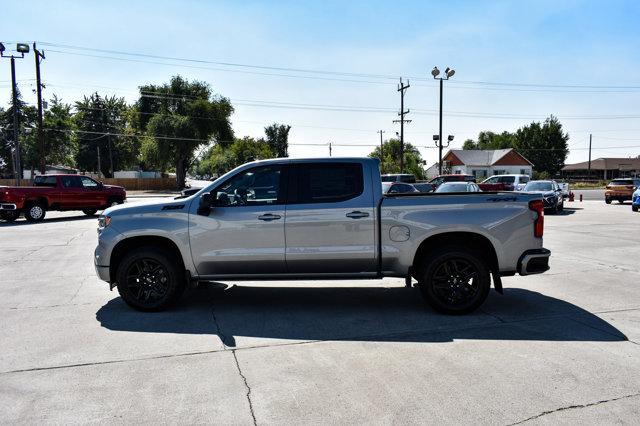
left=442, top=149, right=533, bottom=179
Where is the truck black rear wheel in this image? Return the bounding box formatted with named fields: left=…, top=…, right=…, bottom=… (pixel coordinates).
left=83, top=209, right=98, bottom=216
left=416, top=247, right=490, bottom=315
left=116, top=247, right=185, bottom=311
left=24, top=202, right=46, bottom=223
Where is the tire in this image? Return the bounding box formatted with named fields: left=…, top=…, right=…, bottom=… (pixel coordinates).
left=558, top=201, right=564, bottom=212
left=116, top=247, right=185, bottom=311
left=605, top=198, right=612, bottom=204
left=416, top=246, right=491, bottom=315
left=633, top=205, right=639, bottom=212
left=0, top=210, right=19, bottom=223
left=618, top=199, right=625, bottom=204
left=24, top=202, right=46, bottom=223
left=107, top=197, right=123, bottom=208
left=83, top=209, right=98, bottom=216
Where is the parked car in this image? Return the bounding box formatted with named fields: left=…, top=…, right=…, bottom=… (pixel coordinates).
left=435, top=182, right=482, bottom=193
left=478, top=174, right=530, bottom=192
left=429, top=174, right=476, bottom=188
left=412, top=182, right=436, bottom=193
left=605, top=178, right=640, bottom=204
left=632, top=187, right=640, bottom=212
left=523, top=180, right=563, bottom=213
left=557, top=182, right=570, bottom=199
left=95, top=157, right=550, bottom=315
left=382, top=182, right=419, bottom=194
left=381, top=173, right=416, bottom=183
left=0, top=175, right=126, bottom=223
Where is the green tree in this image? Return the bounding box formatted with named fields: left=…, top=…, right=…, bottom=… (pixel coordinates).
left=463, top=131, right=516, bottom=150
left=195, top=136, right=274, bottom=177
left=0, top=89, right=37, bottom=177
left=74, top=93, right=133, bottom=177
left=42, top=95, right=76, bottom=167
left=369, top=139, right=426, bottom=180
left=514, top=116, right=569, bottom=176
left=135, top=76, right=234, bottom=188
left=264, top=123, right=291, bottom=157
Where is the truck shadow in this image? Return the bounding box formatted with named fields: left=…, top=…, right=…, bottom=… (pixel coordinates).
left=96, top=285, right=627, bottom=346
left=0, top=215, right=97, bottom=226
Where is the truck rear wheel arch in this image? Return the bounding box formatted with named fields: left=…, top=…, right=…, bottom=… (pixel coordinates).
left=109, top=236, right=186, bottom=284
left=412, top=232, right=499, bottom=277
left=25, top=197, right=49, bottom=210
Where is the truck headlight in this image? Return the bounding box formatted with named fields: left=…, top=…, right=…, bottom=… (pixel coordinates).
left=98, top=215, right=112, bottom=230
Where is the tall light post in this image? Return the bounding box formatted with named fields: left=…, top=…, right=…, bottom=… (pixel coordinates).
left=432, top=66, right=455, bottom=174
left=1, top=42, right=30, bottom=185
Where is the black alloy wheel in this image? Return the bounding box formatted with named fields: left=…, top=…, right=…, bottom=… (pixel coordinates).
left=417, top=247, right=490, bottom=315
left=83, top=209, right=98, bottom=216
left=116, top=248, right=184, bottom=311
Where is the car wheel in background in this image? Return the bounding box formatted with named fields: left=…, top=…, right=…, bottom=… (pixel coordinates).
left=83, top=209, right=98, bottom=216
left=633, top=205, right=639, bottom=212
left=0, top=210, right=19, bottom=223
left=618, top=199, right=625, bottom=204
left=416, top=246, right=491, bottom=315
left=24, top=202, right=46, bottom=223
left=605, top=198, right=612, bottom=204
left=116, top=247, right=185, bottom=312
left=107, top=197, right=123, bottom=207
left=558, top=201, right=564, bottom=212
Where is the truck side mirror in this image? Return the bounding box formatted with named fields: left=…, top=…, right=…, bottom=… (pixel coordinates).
left=197, top=193, right=213, bottom=216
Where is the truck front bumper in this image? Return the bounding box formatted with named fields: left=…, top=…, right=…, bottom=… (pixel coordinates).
left=518, top=248, right=551, bottom=275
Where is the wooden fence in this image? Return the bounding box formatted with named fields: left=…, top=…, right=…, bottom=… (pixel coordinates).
left=0, top=177, right=177, bottom=191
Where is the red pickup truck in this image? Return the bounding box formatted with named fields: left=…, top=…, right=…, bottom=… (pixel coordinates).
left=0, top=175, right=126, bottom=223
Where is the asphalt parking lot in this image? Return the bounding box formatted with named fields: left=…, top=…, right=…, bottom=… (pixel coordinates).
left=1, top=198, right=639, bottom=424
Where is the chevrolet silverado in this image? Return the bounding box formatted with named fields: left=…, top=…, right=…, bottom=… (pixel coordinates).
left=95, top=158, right=550, bottom=314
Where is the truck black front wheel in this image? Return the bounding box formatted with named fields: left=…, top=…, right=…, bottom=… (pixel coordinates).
left=116, top=248, right=185, bottom=311
left=24, top=202, right=46, bottom=223
left=416, top=247, right=490, bottom=315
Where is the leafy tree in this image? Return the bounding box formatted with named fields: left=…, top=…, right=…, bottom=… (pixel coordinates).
left=463, top=131, right=516, bottom=150
left=264, top=123, right=291, bottom=157
left=514, top=116, right=569, bottom=176
left=195, top=136, right=273, bottom=177
left=0, top=89, right=37, bottom=178
left=41, top=96, right=76, bottom=167
left=74, top=93, right=133, bottom=177
left=135, top=76, right=234, bottom=188
left=462, top=116, right=569, bottom=176
left=369, top=139, right=426, bottom=180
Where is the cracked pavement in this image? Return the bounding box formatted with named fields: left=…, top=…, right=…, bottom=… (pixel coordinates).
left=0, top=199, right=639, bottom=424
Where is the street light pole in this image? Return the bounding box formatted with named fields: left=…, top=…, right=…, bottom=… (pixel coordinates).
left=33, top=43, right=46, bottom=175
left=1, top=43, right=30, bottom=185
left=432, top=66, right=455, bottom=175
left=377, top=130, right=385, bottom=174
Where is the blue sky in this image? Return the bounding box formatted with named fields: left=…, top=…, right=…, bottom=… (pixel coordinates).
left=2, top=0, right=640, bottom=165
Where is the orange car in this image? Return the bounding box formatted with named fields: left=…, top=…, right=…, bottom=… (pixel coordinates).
left=605, top=178, right=640, bottom=204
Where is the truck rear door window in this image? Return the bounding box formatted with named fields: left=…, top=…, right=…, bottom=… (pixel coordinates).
left=294, top=163, right=363, bottom=203
left=34, top=176, right=57, bottom=187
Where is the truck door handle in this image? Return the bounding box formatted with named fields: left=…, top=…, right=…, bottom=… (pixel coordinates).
left=258, top=213, right=282, bottom=221
left=346, top=211, right=369, bottom=219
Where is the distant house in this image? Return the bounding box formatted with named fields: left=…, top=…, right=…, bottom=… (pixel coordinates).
left=442, top=149, right=533, bottom=179
left=561, top=157, right=640, bottom=180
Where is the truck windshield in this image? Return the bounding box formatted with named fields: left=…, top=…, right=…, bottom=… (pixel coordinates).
left=524, top=182, right=553, bottom=191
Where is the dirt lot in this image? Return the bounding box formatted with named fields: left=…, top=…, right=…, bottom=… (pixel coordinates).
left=1, top=198, right=639, bottom=424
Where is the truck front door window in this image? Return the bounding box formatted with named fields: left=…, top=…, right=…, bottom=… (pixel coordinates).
left=214, top=167, right=282, bottom=206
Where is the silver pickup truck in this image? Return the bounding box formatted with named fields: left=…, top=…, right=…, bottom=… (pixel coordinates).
left=95, top=158, right=550, bottom=314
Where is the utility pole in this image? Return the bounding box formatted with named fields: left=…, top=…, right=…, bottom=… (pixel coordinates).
left=329, top=142, right=332, bottom=157
left=33, top=43, right=46, bottom=175
left=100, top=102, right=114, bottom=177
left=10, top=56, right=22, bottom=185
left=97, top=146, right=102, bottom=179
left=588, top=134, right=592, bottom=177
left=393, top=78, right=411, bottom=173
left=377, top=130, right=385, bottom=174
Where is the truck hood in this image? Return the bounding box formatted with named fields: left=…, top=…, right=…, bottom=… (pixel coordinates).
left=103, top=198, right=191, bottom=217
